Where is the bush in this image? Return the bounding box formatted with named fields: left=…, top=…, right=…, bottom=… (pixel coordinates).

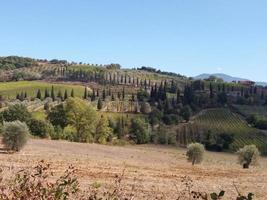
left=2, top=104, right=32, bottom=124
left=129, top=118, right=150, bottom=144
left=162, top=114, right=179, bottom=125
left=237, top=145, right=260, bottom=169
left=180, top=106, right=191, bottom=122
left=28, top=119, right=54, bottom=138
left=2, top=121, right=29, bottom=151
left=47, top=104, right=68, bottom=129
left=186, top=143, right=205, bottom=165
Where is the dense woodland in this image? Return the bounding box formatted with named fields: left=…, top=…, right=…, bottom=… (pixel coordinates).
left=1, top=56, right=267, bottom=155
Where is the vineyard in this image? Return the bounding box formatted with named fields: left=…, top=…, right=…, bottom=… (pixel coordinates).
left=176, top=108, right=267, bottom=154
left=232, top=104, right=267, bottom=118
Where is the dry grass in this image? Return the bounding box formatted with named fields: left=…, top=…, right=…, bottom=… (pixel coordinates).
left=0, top=139, right=266, bottom=199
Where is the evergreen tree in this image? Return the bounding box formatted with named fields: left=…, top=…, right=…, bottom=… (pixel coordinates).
left=83, top=87, right=88, bottom=99
left=122, top=87, right=125, bottom=100
left=45, top=88, right=50, bottom=98
left=36, top=89, right=42, bottom=99
left=57, top=90, right=63, bottom=100
left=102, top=89, right=106, bottom=100
left=97, top=98, right=103, bottom=110
left=51, top=86, right=55, bottom=101
left=91, top=89, right=96, bottom=101
left=209, top=83, right=214, bottom=99
left=176, top=89, right=181, bottom=104
left=111, top=93, right=115, bottom=101
left=70, top=89, right=74, bottom=97
left=24, top=92, right=27, bottom=99
left=64, top=89, right=68, bottom=100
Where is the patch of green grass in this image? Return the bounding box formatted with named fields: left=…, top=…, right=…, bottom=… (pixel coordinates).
left=32, top=110, right=47, bottom=121
left=0, top=81, right=85, bottom=100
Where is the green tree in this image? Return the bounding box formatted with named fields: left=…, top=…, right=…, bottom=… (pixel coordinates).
left=28, top=119, right=53, bottom=138
left=97, top=98, right=103, bottom=110
left=129, top=118, right=150, bottom=144
left=2, top=121, right=29, bottom=151
left=186, top=143, right=205, bottom=165
left=70, top=89, right=74, bottom=97
left=83, top=87, right=88, bottom=99
left=47, top=104, right=68, bottom=128
left=237, top=145, right=260, bottom=169
left=64, top=89, right=68, bottom=100
left=180, top=105, right=192, bottom=122
left=36, top=89, right=42, bottom=99
left=44, top=88, right=50, bottom=98
left=95, top=115, right=113, bottom=144
left=66, top=98, right=98, bottom=142
left=2, top=104, right=32, bottom=124
left=51, top=86, right=55, bottom=101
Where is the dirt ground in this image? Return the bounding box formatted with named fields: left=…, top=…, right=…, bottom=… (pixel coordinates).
left=0, top=139, right=266, bottom=199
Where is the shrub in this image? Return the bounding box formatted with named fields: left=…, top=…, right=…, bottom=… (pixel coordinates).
left=129, top=118, right=150, bottom=144
left=140, top=102, right=152, bottom=114
left=186, top=143, right=205, bottom=165
left=2, top=104, right=32, bottom=124
left=237, top=145, right=260, bottom=169
left=2, top=121, right=29, bottom=151
left=28, top=119, right=54, bottom=138
left=162, top=114, right=179, bottom=125
left=47, top=104, right=68, bottom=129
left=180, top=106, right=191, bottom=122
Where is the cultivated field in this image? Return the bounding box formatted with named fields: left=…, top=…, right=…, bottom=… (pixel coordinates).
left=0, top=139, right=266, bottom=199
left=194, top=108, right=267, bottom=152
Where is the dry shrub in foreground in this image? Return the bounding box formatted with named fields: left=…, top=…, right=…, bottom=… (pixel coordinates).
left=0, top=161, right=254, bottom=200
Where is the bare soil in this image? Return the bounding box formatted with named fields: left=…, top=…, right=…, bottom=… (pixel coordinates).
left=0, top=139, right=266, bottom=199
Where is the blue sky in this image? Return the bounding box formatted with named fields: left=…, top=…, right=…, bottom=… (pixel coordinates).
left=0, top=0, right=267, bottom=81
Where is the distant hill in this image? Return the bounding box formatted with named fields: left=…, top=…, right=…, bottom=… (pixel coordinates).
left=194, top=73, right=267, bottom=86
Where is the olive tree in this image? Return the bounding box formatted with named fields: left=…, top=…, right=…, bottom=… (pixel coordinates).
left=186, top=143, right=205, bottom=165
left=2, top=121, right=29, bottom=151
left=237, top=145, right=260, bottom=169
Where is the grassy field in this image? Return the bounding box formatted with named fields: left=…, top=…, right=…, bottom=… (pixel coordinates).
left=0, top=81, right=85, bottom=99
left=194, top=108, right=267, bottom=152
left=0, top=139, right=266, bottom=199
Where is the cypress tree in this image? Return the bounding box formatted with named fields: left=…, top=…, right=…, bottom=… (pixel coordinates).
left=111, top=93, right=115, bottom=101
left=64, top=89, right=68, bottom=100
left=51, top=86, right=55, bottom=101
left=57, top=90, right=63, bottom=100
left=97, top=98, right=103, bottom=110
left=122, top=87, right=125, bottom=100
left=84, top=87, right=88, bottom=99
left=24, top=92, right=27, bottom=99
left=209, top=83, right=214, bottom=99
left=71, top=89, right=74, bottom=97
left=36, top=89, right=42, bottom=99
left=102, top=89, right=106, bottom=100
left=91, top=89, right=96, bottom=101
left=16, top=93, right=20, bottom=100
left=45, top=88, right=50, bottom=98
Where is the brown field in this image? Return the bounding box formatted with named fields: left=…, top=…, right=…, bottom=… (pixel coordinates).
left=0, top=139, right=266, bottom=199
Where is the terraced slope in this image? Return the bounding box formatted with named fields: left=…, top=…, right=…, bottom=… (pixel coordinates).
left=194, top=108, right=267, bottom=153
